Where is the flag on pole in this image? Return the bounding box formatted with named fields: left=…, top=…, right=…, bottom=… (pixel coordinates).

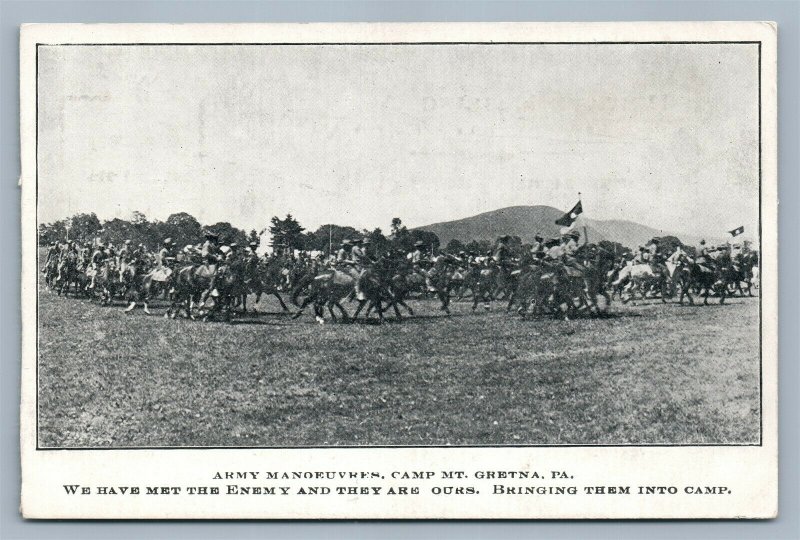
left=555, top=200, right=583, bottom=227
left=729, top=226, right=744, bottom=237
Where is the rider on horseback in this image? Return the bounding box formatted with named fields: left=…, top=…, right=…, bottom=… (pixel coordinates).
left=696, top=240, right=713, bottom=273
left=561, top=230, right=586, bottom=276
left=87, top=243, right=107, bottom=289
left=198, top=231, right=221, bottom=308
left=116, top=240, right=133, bottom=282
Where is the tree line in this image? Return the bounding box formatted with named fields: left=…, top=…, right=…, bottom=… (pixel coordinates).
left=39, top=211, right=654, bottom=258
left=37, top=212, right=443, bottom=255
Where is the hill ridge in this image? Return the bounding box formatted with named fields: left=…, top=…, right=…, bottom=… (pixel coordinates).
left=414, top=205, right=722, bottom=249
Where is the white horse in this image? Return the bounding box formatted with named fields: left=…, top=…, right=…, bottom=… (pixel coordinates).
left=612, top=263, right=666, bottom=303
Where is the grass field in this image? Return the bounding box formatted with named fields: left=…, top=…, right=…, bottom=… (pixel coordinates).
left=37, top=273, right=761, bottom=447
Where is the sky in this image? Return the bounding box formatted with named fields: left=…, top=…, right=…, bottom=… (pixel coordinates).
left=37, top=43, right=760, bottom=241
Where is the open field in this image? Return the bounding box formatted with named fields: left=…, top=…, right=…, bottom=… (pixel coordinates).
left=37, top=275, right=761, bottom=448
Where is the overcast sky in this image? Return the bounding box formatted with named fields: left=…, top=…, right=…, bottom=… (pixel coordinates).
left=37, top=43, right=760, bottom=240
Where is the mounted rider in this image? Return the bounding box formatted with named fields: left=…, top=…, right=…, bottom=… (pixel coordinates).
left=116, top=240, right=134, bottom=281
left=493, top=236, right=512, bottom=268
left=530, top=234, right=545, bottom=257
left=407, top=241, right=426, bottom=268
left=43, top=241, right=59, bottom=272
left=696, top=240, right=713, bottom=273
left=198, top=231, right=221, bottom=307
left=647, top=239, right=668, bottom=277
left=560, top=230, right=586, bottom=275
left=87, top=243, right=108, bottom=289
left=335, top=238, right=352, bottom=266
left=407, top=240, right=436, bottom=292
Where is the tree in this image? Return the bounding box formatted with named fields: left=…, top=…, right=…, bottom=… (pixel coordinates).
left=209, top=221, right=248, bottom=247
left=308, top=224, right=359, bottom=253
left=68, top=213, right=102, bottom=243
left=390, top=218, right=404, bottom=237
left=269, top=214, right=305, bottom=253
left=409, top=229, right=440, bottom=252
left=248, top=229, right=261, bottom=248
left=38, top=220, right=68, bottom=245
left=466, top=239, right=492, bottom=255
left=389, top=217, right=413, bottom=251
left=656, top=235, right=683, bottom=254
left=445, top=239, right=466, bottom=254
left=102, top=218, right=134, bottom=247
left=365, top=227, right=389, bottom=255
left=163, top=212, right=203, bottom=248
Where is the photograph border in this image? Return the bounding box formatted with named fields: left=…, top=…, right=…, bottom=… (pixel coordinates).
left=34, top=38, right=765, bottom=451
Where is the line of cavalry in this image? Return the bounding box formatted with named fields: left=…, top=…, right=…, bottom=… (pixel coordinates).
left=41, top=229, right=759, bottom=324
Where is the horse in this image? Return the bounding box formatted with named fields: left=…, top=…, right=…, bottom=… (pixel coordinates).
left=291, top=268, right=355, bottom=324
left=167, top=264, right=214, bottom=320
left=42, top=256, right=59, bottom=290
left=675, top=259, right=727, bottom=305
left=575, top=244, right=615, bottom=314
left=612, top=263, right=668, bottom=304
left=121, top=258, right=160, bottom=314
left=470, top=264, right=499, bottom=312
left=507, top=262, right=577, bottom=320
left=243, top=256, right=292, bottom=313
left=90, top=260, right=121, bottom=305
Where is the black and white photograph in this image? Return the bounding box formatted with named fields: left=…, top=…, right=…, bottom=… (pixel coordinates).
left=19, top=22, right=778, bottom=519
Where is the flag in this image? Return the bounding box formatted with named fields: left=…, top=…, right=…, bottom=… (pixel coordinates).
left=729, top=226, right=744, bottom=237
left=555, top=201, right=583, bottom=227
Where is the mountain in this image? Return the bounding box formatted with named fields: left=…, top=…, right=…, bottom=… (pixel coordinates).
left=414, top=205, right=723, bottom=249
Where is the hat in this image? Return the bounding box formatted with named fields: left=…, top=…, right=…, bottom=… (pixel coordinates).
left=362, top=238, right=372, bottom=245
left=163, top=238, right=173, bottom=245
left=184, top=245, right=193, bottom=252
left=498, top=235, right=511, bottom=242
left=219, top=245, right=232, bottom=255
left=342, top=239, right=352, bottom=246
left=249, top=241, right=258, bottom=248
left=700, top=239, right=706, bottom=245
left=534, top=235, right=543, bottom=241
left=230, top=242, right=238, bottom=248
left=414, top=240, right=425, bottom=247
left=125, top=240, right=132, bottom=245
left=204, top=231, right=219, bottom=240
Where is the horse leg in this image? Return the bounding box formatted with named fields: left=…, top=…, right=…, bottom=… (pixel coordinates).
left=506, top=290, right=516, bottom=313
left=352, top=300, right=365, bottom=320
left=313, top=302, right=325, bottom=324
left=274, top=293, right=290, bottom=312
left=335, top=301, right=350, bottom=322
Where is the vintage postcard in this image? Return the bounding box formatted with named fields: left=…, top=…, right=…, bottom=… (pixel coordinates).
left=20, top=22, right=777, bottom=519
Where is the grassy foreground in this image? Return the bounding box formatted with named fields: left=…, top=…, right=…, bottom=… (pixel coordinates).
left=37, top=280, right=760, bottom=447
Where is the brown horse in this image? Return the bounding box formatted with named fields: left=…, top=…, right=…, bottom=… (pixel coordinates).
left=291, top=269, right=354, bottom=323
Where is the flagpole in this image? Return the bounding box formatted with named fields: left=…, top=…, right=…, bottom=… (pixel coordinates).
left=329, top=225, right=333, bottom=256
